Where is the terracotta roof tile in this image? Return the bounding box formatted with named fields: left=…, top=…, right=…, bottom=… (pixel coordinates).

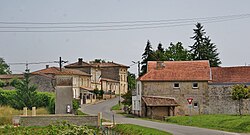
left=140, top=60, right=210, bottom=81
left=32, top=67, right=91, bottom=76
left=90, top=62, right=129, bottom=68
left=142, top=96, right=179, bottom=106
left=0, top=74, right=23, bottom=79
left=211, top=66, right=250, bottom=83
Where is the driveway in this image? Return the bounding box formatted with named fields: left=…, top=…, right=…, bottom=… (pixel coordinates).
left=80, top=97, right=240, bottom=135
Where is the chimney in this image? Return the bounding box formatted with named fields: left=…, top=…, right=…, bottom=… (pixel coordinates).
left=78, top=58, right=83, bottom=65
left=46, top=65, right=49, bottom=69
left=156, top=61, right=165, bottom=70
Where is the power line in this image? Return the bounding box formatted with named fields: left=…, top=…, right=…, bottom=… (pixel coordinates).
left=0, top=13, right=249, bottom=25
left=0, top=13, right=249, bottom=32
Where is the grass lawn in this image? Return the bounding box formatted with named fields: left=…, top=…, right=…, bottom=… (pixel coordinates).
left=111, top=103, right=123, bottom=111
left=166, top=114, right=250, bottom=133
left=113, top=124, right=172, bottom=135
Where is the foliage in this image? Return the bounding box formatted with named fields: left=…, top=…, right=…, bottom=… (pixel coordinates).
left=166, top=42, right=191, bottom=61
left=166, top=114, right=250, bottom=133
left=93, top=88, right=99, bottom=96
left=141, top=40, right=154, bottom=76
left=0, top=122, right=95, bottom=135
left=0, top=89, right=55, bottom=114
left=189, top=23, right=221, bottom=67
left=0, top=79, right=6, bottom=87
left=9, top=77, right=22, bottom=87
left=47, top=96, right=55, bottom=114
left=111, top=104, right=122, bottom=110
left=122, top=89, right=132, bottom=106
left=127, top=71, right=136, bottom=91
left=76, top=109, right=87, bottom=115
left=113, top=124, right=172, bottom=135
left=99, top=89, right=104, bottom=98
left=72, top=99, right=80, bottom=113
left=232, top=84, right=250, bottom=115
left=0, top=57, right=11, bottom=74
left=154, top=43, right=166, bottom=61
left=12, top=72, right=38, bottom=110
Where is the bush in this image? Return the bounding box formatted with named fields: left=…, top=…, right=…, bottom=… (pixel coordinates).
left=72, top=99, right=80, bottom=114
left=0, top=80, right=6, bottom=87
left=0, top=89, right=55, bottom=114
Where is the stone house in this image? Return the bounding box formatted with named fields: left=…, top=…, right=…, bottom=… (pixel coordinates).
left=89, top=61, right=129, bottom=95
left=32, top=66, right=96, bottom=104
left=132, top=60, right=211, bottom=118
left=65, top=58, right=129, bottom=95
left=65, top=58, right=102, bottom=90
left=132, top=60, right=250, bottom=118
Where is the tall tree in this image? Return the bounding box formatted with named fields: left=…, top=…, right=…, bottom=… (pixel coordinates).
left=141, top=40, right=154, bottom=76
left=189, top=23, right=221, bottom=66
left=155, top=43, right=166, bottom=61
left=13, top=70, right=38, bottom=109
left=232, top=84, right=250, bottom=115
left=0, top=58, right=11, bottom=74
left=166, top=42, right=190, bottom=61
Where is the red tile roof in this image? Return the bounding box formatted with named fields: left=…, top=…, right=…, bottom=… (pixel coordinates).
left=140, top=60, right=211, bottom=81
left=142, top=96, right=179, bottom=107
left=0, top=74, right=23, bottom=79
left=90, top=62, right=129, bottom=68
left=32, top=67, right=91, bottom=76
left=211, top=66, right=250, bottom=83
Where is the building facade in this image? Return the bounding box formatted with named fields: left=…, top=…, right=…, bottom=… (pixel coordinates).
left=133, top=60, right=250, bottom=118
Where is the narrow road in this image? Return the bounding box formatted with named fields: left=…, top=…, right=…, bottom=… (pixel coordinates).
left=80, top=97, right=240, bottom=135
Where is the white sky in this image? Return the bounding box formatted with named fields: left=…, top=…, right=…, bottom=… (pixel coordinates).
left=0, top=0, right=250, bottom=75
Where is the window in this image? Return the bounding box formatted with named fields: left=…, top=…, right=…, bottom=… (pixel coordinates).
left=174, top=83, right=180, bottom=88
left=193, top=83, right=198, bottom=88
left=194, top=102, right=198, bottom=108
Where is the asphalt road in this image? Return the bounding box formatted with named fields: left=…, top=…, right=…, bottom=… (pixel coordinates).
left=80, top=97, right=240, bottom=135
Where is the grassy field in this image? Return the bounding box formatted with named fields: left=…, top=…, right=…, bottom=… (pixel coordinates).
left=0, top=106, right=49, bottom=125
left=166, top=114, right=250, bottom=133
left=113, top=124, right=172, bottom=135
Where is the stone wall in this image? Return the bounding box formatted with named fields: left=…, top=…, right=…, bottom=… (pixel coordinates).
left=30, top=75, right=55, bottom=92
left=17, top=115, right=98, bottom=127
left=142, top=81, right=208, bottom=115
left=206, top=85, right=250, bottom=114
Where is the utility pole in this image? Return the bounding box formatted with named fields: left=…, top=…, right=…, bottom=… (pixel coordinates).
left=132, top=61, right=141, bottom=77
left=58, top=57, right=68, bottom=71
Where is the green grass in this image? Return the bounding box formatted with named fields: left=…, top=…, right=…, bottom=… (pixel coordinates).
left=166, top=114, right=250, bottom=133
left=113, top=124, right=172, bottom=135
left=75, top=109, right=87, bottom=115
left=111, top=104, right=122, bottom=111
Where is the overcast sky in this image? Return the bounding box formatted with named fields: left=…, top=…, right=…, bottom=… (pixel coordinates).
left=0, top=0, right=250, bottom=75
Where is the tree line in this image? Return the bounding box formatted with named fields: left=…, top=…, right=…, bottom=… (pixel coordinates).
left=140, top=22, right=221, bottom=76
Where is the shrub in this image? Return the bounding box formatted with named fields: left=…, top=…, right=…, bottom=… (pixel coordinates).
left=0, top=80, right=6, bottom=87
left=47, top=96, right=55, bottom=114
left=72, top=99, right=80, bottom=114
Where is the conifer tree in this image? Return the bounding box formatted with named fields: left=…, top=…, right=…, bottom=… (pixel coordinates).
left=141, top=40, right=154, bottom=76
left=155, top=43, right=166, bottom=61
left=189, top=23, right=221, bottom=66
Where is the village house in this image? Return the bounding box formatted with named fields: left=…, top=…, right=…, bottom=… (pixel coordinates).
left=132, top=60, right=250, bottom=119
left=0, top=74, right=23, bottom=89
left=65, top=58, right=129, bottom=96
left=89, top=61, right=129, bottom=95
left=32, top=66, right=96, bottom=105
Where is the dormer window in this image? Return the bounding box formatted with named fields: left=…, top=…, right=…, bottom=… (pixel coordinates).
left=174, top=83, right=180, bottom=88
left=193, top=83, right=198, bottom=89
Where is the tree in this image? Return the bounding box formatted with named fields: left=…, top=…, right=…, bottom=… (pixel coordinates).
left=189, top=23, right=221, bottom=66
left=141, top=40, right=154, bottom=76
left=231, top=84, right=250, bottom=115
left=13, top=70, right=38, bottom=109
left=154, top=43, right=166, bottom=61
left=166, top=42, right=191, bottom=61
left=0, top=58, right=11, bottom=74
left=127, top=72, right=136, bottom=91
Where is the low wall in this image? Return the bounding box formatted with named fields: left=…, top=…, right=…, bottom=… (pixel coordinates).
left=15, top=115, right=98, bottom=127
